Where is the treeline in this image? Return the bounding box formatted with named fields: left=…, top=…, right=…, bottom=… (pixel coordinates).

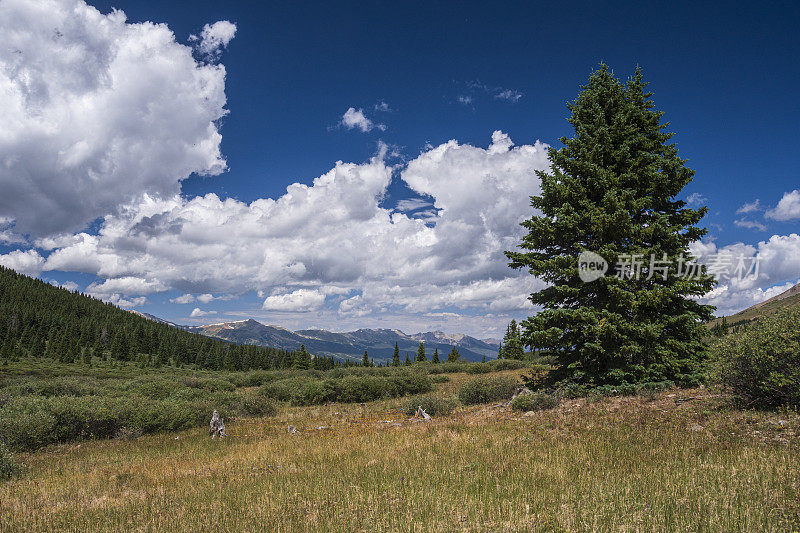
left=0, top=266, right=339, bottom=371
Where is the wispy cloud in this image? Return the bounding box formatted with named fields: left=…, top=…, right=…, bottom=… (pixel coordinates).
left=734, top=218, right=767, bottom=231
left=736, top=199, right=761, bottom=214
left=686, top=192, right=708, bottom=207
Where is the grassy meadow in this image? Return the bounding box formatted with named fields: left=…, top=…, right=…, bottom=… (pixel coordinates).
left=1, top=366, right=798, bottom=532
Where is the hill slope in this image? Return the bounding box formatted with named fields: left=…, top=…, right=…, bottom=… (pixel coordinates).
left=712, top=281, right=800, bottom=327
left=187, top=319, right=499, bottom=363
left=0, top=266, right=291, bottom=370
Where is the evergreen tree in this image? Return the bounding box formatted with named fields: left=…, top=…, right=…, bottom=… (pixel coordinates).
left=497, top=342, right=503, bottom=359
left=502, top=320, right=525, bottom=360
left=404, top=353, right=412, bottom=366
left=293, top=344, right=311, bottom=370
left=482, top=355, right=486, bottom=363
left=392, top=341, right=400, bottom=367
left=416, top=342, right=426, bottom=362
left=431, top=347, right=440, bottom=364
left=110, top=330, right=130, bottom=361
left=506, top=65, right=715, bottom=386
left=446, top=346, right=460, bottom=363
left=362, top=350, right=370, bottom=367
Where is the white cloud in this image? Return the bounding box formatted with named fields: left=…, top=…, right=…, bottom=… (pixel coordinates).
left=29, top=132, right=550, bottom=336
left=374, top=101, right=391, bottom=112
left=394, top=198, right=433, bottom=212
left=766, top=189, right=800, bottom=221
left=686, top=192, right=708, bottom=207
left=494, top=89, right=523, bottom=102
left=190, top=307, right=216, bottom=317
left=263, top=289, right=326, bottom=312
left=457, top=95, right=473, bottom=105
left=734, top=219, right=767, bottom=231
left=105, top=294, right=146, bottom=309
left=692, top=234, right=800, bottom=315
left=0, top=249, right=45, bottom=276
left=0, top=0, right=231, bottom=236
left=736, top=199, right=761, bottom=214
left=340, top=107, right=385, bottom=133
left=170, top=294, right=195, bottom=304
left=190, top=20, right=236, bottom=59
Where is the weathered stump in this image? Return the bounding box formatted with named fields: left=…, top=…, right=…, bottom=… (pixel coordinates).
left=210, top=410, right=226, bottom=438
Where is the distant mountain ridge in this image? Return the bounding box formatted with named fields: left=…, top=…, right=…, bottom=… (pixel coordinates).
left=182, top=318, right=499, bottom=363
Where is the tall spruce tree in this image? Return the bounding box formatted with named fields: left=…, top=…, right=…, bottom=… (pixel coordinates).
left=431, top=347, right=440, bottom=363
left=506, top=65, right=715, bottom=386
left=392, top=342, right=400, bottom=367
left=362, top=350, right=370, bottom=367
left=502, top=320, right=525, bottom=360
left=416, top=342, right=426, bottom=362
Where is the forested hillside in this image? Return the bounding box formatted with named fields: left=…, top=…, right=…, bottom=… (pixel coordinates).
left=0, top=266, right=314, bottom=371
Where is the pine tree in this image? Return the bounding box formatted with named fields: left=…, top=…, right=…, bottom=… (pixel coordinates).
left=416, top=342, right=426, bottom=362
left=392, top=341, right=400, bottom=367
left=502, top=320, right=525, bottom=360
left=110, top=330, right=130, bottom=361
left=506, top=65, right=715, bottom=386
left=362, top=350, right=370, bottom=367
left=446, top=346, right=460, bottom=363
left=404, top=353, right=412, bottom=366
left=497, top=342, right=503, bottom=359
left=293, top=344, right=311, bottom=370
left=431, top=347, right=440, bottom=364
left=482, top=355, right=486, bottom=363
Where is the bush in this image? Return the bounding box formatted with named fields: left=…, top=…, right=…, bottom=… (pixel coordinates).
left=510, top=392, right=560, bottom=412
left=467, top=363, right=491, bottom=374
left=239, top=392, right=278, bottom=417
left=430, top=374, right=450, bottom=383
left=713, top=308, right=800, bottom=408
left=458, top=376, right=518, bottom=405
left=403, top=395, right=457, bottom=417
left=0, top=441, right=20, bottom=481
left=487, top=359, right=530, bottom=371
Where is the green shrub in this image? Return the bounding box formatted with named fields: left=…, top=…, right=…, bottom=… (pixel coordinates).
left=713, top=308, right=800, bottom=408
left=0, top=397, right=57, bottom=451
left=510, top=392, right=560, bottom=412
left=403, top=395, right=456, bottom=417
left=458, top=376, right=518, bottom=405
left=0, top=441, right=20, bottom=481
left=467, top=363, right=491, bottom=374
left=239, top=392, right=278, bottom=417
left=487, top=359, right=529, bottom=371
left=430, top=374, right=450, bottom=383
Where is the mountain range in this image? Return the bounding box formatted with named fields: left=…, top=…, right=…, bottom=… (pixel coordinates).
left=176, top=318, right=500, bottom=363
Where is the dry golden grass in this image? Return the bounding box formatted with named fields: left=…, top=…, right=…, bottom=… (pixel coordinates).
left=1, top=373, right=799, bottom=532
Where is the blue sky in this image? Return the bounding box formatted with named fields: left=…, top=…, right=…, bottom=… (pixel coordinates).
left=1, top=0, right=798, bottom=338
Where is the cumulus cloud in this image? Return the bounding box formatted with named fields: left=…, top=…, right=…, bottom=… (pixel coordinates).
left=190, top=307, right=216, bottom=318
left=190, top=20, right=236, bottom=59
left=340, top=107, right=385, bottom=133
left=29, top=132, right=549, bottom=333
left=766, top=189, right=800, bottom=221
left=170, top=294, right=195, bottom=304
left=692, top=233, right=800, bottom=315
left=0, top=249, right=45, bottom=276
left=262, top=289, right=327, bottom=312
left=0, top=0, right=231, bottom=236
